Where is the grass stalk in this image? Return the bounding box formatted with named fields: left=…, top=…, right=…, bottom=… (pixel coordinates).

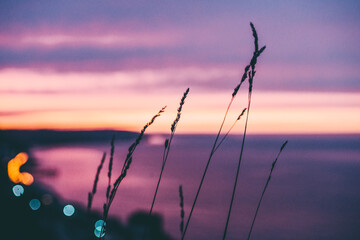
left=181, top=97, right=233, bottom=240
left=222, top=91, right=252, bottom=240
left=87, top=152, right=106, bottom=213
left=182, top=22, right=265, bottom=240
left=100, top=106, right=166, bottom=239
left=106, top=134, right=115, bottom=202
left=222, top=22, right=266, bottom=240
left=214, top=108, right=247, bottom=153
left=97, top=135, right=115, bottom=238
left=179, top=185, right=185, bottom=237
left=149, top=88, right=189, bottom=215
left=247, top=140, right=288, bottom=240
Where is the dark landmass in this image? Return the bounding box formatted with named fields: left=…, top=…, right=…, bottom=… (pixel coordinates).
left=0, top=129, right=173, bottom=240
left=0, top=163, right=173, bottom=240
left=0, top=129, right=138, bottom=146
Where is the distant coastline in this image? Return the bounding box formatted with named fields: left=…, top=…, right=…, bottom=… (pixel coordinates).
left=1, top=129, right=358, bottom=148
left=0, top=129, right=138, bottom=146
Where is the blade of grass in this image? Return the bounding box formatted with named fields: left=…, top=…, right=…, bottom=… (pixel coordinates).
left=247, top=140, right=288, bottom=240
left=149, top=88, right=189, bottom=215
left=181, top=95, right=233, bottom=240
left=222, top=22, right=266, bottom=240
left=182, top=23, right=261, bottom=240
left=179, top=185, right=185, bottom=237
left=223, top=90, right=252, bottom=240
left=97, top=135, right=115, bottom=238
left=106, top=134, right=115, bottom=202
left=106, top=106, right=166, bottom=217
left=100, top=106, right=166, bottom=239
left=87, top=152, right=106, bottom=213
left=214, top=108, right=247, bottom=153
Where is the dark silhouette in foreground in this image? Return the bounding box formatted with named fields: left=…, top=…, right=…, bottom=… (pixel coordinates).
left=0, top=135, right=173, bottom=240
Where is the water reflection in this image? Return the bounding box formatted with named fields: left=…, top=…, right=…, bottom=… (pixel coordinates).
left=31, top=135, right=360, bottom=239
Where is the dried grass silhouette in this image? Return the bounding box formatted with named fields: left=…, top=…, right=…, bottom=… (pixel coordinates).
left=182, top=22, right=266, bottom=240
left=214, top=108, right=247, bottom=153
left=98, top=106, right=166, bottom=239
left=222, top=22, right=266, bottom=240
left=149, top=88, right=189, bottom=215
left=87, top=22, right=288, bottom=240
left=87, top=152, right=106, bottom=212
left=179, top=185, right=185, bottom=237
left=106, top=135, right=115, bottom=203
left=247, top=140, right=288, bottom=240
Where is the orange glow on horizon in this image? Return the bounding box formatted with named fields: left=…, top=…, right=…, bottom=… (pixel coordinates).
left=1, top=67, right=359, bottom=135
left=1, top=105, right=359, bottom=134
left=8, top=152, right=34, bottom=186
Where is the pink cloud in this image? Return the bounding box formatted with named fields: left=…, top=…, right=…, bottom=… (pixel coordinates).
left=0, top=24, right=184, bottom=50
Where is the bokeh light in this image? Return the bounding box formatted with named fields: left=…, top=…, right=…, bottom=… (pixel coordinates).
left=21, top=172, right=34, bottom=186
left=12, top=184, right=24, bottom=197
left=41, top=194, right=53, bottom=205
left=95, top=219, right=106, bottom=231
left=63, top=204, right=75, bottom=217
left=29, top=199, right=41, bottom=210
left=7, top=152, right=34, bottom=185
left=94, top=228, right=105, bottom=238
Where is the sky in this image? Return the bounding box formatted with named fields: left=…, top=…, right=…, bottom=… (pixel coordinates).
left=0, top=0, right=359, bottom=134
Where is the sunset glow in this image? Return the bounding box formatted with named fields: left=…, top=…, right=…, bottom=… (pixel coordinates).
left=1, top=88, right=359, bottom=134
left=1, top=3, right=359, bottom=240
left=0, top=1, right=359, bottom=134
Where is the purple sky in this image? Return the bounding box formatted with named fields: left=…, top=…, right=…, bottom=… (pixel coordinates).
left=0, top=1, right=359, bottom=133
left=1, top=0, right=359, bottom=91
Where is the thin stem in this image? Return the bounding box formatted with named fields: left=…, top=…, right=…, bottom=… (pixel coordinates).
left=87, top=152, right=106, bottom=213
left=182, top=96, right=235, bottom=240
left=214, top=108, right=247, bottom=153
left=222, top=22, right=265, bottom=239
left=179, top=185, right=185, bottom=237
left=108, top=106, right=166, bottom=210
left=105, top=135, right=115, bottom=205
left=247, top=140, right=288, bottom=240
left=100, top=106, right=166, bottom=240
left=149, top=88, right=189, bottom=215
left=222, top=92, right=252, bottom=240
left=183, top=22, right=265, bottom=240
left=99, top=135, right=115, bottom=239
left=149, top=136, right=172, bottom=215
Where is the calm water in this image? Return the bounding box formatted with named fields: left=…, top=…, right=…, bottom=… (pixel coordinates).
left=32, top=134, right=360, bottom=240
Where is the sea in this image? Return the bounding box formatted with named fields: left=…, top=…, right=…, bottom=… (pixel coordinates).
left=31, top=134, right=360, bottom=240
